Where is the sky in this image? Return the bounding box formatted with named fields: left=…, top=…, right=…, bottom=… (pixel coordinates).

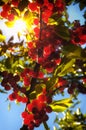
left=0, top=3, right=86, bottom=130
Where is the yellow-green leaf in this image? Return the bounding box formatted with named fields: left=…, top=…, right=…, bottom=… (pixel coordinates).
left=5, top=21, right=14, bottom=28
left=50, top=98, right=73, bottom=112
left=58, top=59, right=75, bottom=76
left=0, top=34, right=6, bottom=42
left=8, top=103, right=11, bottom=111
left=48, top=18, right=58, bottom=25
left=2, top=0, right=9, bottom=3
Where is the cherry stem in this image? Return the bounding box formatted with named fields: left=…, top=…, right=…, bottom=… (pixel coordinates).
left=43, top=122, right=50, bottom=130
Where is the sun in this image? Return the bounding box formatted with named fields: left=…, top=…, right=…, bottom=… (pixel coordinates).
left=13, top=19, right=26, bottom=33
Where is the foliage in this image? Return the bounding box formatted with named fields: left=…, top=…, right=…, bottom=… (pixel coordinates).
left=0, top=0, right=86, bottom=130
left=54, top=108, right=86, bottom=130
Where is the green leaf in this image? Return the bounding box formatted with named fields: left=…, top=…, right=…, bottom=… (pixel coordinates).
left=29, top=91, right=36, bottom=99
left=5, top=58, right=12, bottom=69
left=0, top=34, right=6, bottom=42
left=35, top=84, right=43, bottom=95
left=56, top=26, right=70, bottom=41
left=53, top=126, right=58, bottom=130
left=48, top=18, right=58, bottom=25
left=50, top=98, right=73, bottom=112
left=62, top=43, right=82, bottom=58
left=0, top=89, right=7, bottom=94
left=79, top=2, right=86, bottom=10
left=56, top=59, right=75, bottom=77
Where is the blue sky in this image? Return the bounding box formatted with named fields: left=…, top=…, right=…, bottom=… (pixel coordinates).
left=0, top=3, right=86, bottom=130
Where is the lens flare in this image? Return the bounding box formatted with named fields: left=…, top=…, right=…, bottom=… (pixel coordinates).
left=13, top=19, right=26, bottom=33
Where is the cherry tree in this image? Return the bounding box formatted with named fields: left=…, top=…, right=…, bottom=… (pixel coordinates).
left=0, top=0, right=86, bottom=130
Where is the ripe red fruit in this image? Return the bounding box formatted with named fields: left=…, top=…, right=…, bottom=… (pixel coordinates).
left=8, top=13, right=14, bottom=21
left=24, top=76, right=30, bottom=86
left=34, top=27, right=40, bottom=38
left=43, top=45, right=53, bottom=58
left=22, top=96, right=28, bottom=103
left=28, top=42, right=34, bottom=49
left=1, top=11, right=8, bottom=18
left=4, top=85, right=11, bottom=91
left=43, top=114, right=49, bottom=121
left=27, top=103, right=33, bottom=112
left=37, top=72, right=44, bottom=79
left=11, top=0, right=19, bottom=7
left=28, top=2, right=38, bottom=11
left=34, top=18, right=39, bottom=25
left=46, top=96, right=52, bottom=104
left=45, top=106, right=52, bottom=113
left=67, top=87, right=74, bottom=94
left=17, top=95, right=22, bottom=102
left=38, top=94, right=46, bottom=103
left=21, top=111, right=29, bottom=118
left=57, top=78, right=67, bottom=87
left=55, top=58, right=61, bottom=65
left=3, top=4, right=10, bottom=12
left=34, top=119, right=41, bottom=127
left=1, top=71, right=8, bottom=77
left=14, top=75, right=20, bottom=82
left=83, top=78, right=86, bottom=83
left=8, top=92, right=18, bottom=101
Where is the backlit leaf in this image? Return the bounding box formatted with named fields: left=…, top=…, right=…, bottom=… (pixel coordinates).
left=8, top=103, right=11, bottom=111
left=5, top=21, right=14, bottom=28
left=2, top=0, right=9, bottom=3
left=50, top=98, right=73, bottom=112
left=0, top=34, right=6, bottom=42
left=58, top=59, right=75, bottom=76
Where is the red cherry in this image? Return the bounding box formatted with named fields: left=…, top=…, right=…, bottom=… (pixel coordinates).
left=3, top=4, right=10, bottom=12
left=24, top=76, right=30, bottom=86
left=43, top=114, right=49, bottom=121
left=28, top=2, right=38, bottom=11
left=12, top=0, right=19, bottom=7
left=34, top=18, right=39, bottom=25
left=1, top=11, right=8, bottom=18
left=27, top=103, right=33, bottom=112
left=46, top=96, right=52, bottom=104
left=8, top=13, right=14, bottom=21
left=17, top=95, right=22, bottom=102
left=21, top=111, right=29, bottom=118
left=8, top=92, right=18, bottom=101
left=4, top=85, right=11, bottom=91
left=38, top=94, right=46, bottom=103
left=28, top=42, right=34, bottom=49
left=45, top=106, right=52, bottom=113
left=22, top=96, right=28, bottom=103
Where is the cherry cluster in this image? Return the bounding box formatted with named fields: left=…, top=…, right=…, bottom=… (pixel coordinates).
left=0, top=71, right=28, bottom=103
left=26, top=0, right=66, bottom=73
left=21, top=68, right=44, bottom=87
left=21, top=90, right=52, bottom=130
left=28, top=25, right=62, bottom=73
left=28, top=0, right=65, bottom=23
left=54, top=77, right=68, bottom=92
left=0, top=0, right=19, bottom=21
left=9, top=91, right=28, bottom=103
left=70, top=25, right=86, bottom=45
left=0, top=0, right=65, bottom=21
left=0, top=71, right=20, bottom=91
left=0, top=1, right=86, bottom=130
